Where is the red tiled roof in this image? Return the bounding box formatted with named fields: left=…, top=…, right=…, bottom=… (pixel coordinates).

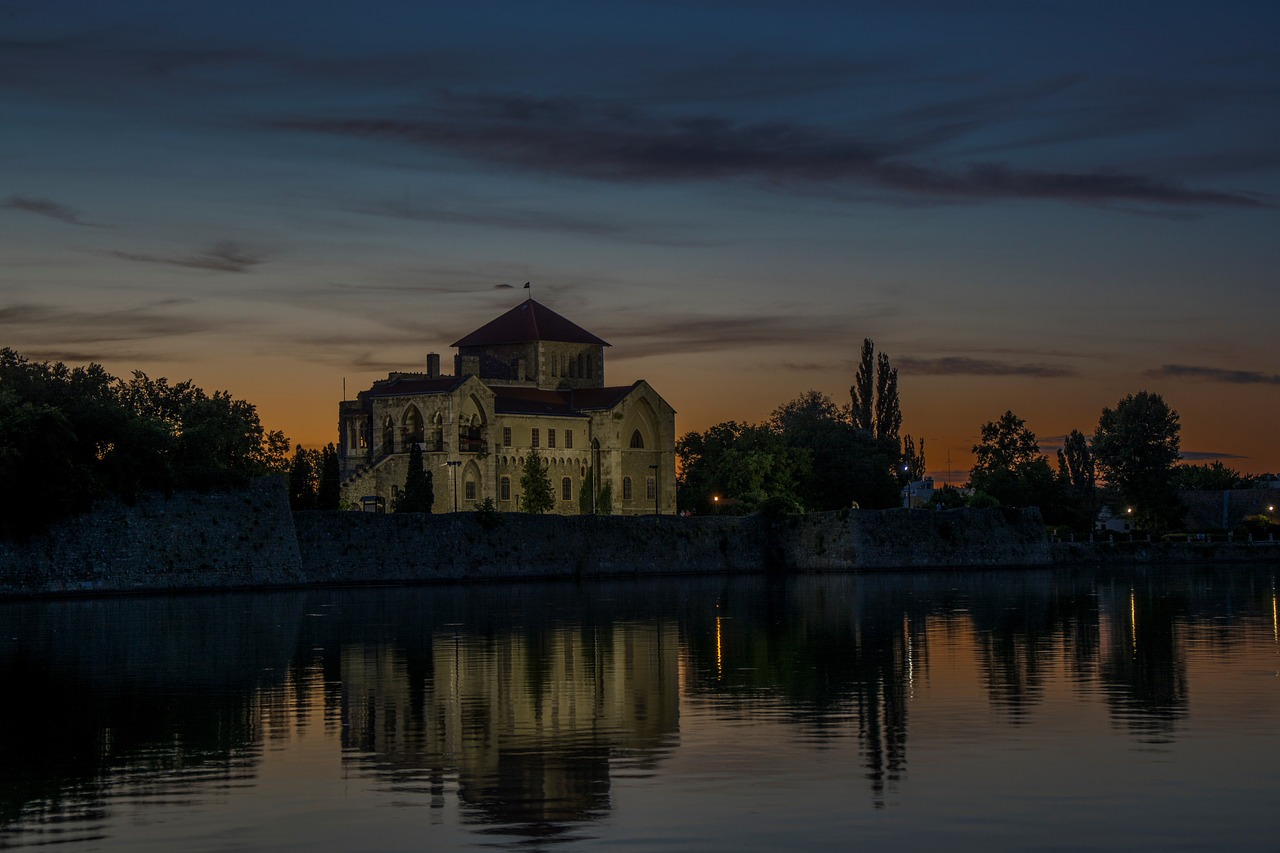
left=493, top=384, right=638, bottom=417
left=452, top=298, right=610, bottom=348
left=365, top=376, right=467, bottom=399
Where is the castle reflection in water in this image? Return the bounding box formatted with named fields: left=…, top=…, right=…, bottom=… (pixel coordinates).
left=1, top=567, right=1277, bottom=846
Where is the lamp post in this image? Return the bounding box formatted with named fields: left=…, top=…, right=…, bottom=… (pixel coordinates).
left=649, top=463, right=660, bottom=515
left=444, top=460, right=461, bottom=512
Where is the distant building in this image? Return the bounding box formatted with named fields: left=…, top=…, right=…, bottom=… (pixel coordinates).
left=338, top=298, right=676, bottom=515
left=901, top=477, right=934, bottom=508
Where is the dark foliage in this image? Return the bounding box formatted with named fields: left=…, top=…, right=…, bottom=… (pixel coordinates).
left=0, top=348, right=289, bottom=540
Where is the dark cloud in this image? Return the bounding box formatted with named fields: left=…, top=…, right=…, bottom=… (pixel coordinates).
left=896, top=356, right=1077, bottom=378
left=494, top=283, right=514, bottom=289
left=0, top=302, right=212, bottom=344
left=357, top=199, right=722, bottom=248
left=1147, top=364, right=1280, bottom=386
left=106, top=240, right=265, bottom=273
left=268, top=91, right=1267, bottom=208
left=603, top=312, right=858, bottom=360
left=1180, top=450, right=1249, bottom=461
left=2, top=195, right=93, bottom=225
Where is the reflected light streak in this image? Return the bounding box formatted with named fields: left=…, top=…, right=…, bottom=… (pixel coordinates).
left=904, top=614, right=914, bottom=699
left=715, top=613, right=723, bottom=682
left=1130, top=589, right=1137, bottom=656
left=1272, top=585, right=1277, bottom=645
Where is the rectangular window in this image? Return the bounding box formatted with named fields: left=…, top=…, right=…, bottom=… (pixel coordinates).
left=646, top=477, right=656, bottom=501
left=562, top=477, right=572, bottom=501
left=548, top=429, right=556, bottom=449
left=465, top=481, right=477, bottom=502
left=622, top=477, right=633, bottom=501
left=564, top=429, right=573, bottom=449
left=531, top=428, right=540, bottom=448
left=503, top=426, right=512, bottom=447
left=500, top=477, right=511, bottom=501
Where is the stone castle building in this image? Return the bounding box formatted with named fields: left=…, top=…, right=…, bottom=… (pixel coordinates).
left=338, top=298, right=676, bottom=515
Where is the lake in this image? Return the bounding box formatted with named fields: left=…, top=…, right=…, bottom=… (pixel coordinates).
left=2, top=565, right=1278, bottom=851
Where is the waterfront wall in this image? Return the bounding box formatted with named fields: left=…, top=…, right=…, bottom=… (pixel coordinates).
left=0, top=478, right=305, bottom=597
left=779, top=506, right=1052, bottom=570
left=9, top=476, right=1273, bottom=599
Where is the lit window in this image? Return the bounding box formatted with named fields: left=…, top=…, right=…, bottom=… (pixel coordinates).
left=531, top=428, right=540, bottom=448
left=562, top=477, right=572, bottom=501
left=564, top=430, right=573, bottom=449
left=500, top=477, right=511, bottom=501
left=622, top=477, right=633, bottom=501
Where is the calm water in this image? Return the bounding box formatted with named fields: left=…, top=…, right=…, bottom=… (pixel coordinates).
left=2, top=566, right=1278, bottom=851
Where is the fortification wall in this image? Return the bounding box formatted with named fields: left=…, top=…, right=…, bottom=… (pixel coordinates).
left=779, top=506, right=1052, bottom=570
left=0, top=478, right=304, bottom=596
left=292, top=511, right=764, bottom=583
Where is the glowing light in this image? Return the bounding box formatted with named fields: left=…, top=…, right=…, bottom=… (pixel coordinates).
left=715, top=614, right=723, bottom=680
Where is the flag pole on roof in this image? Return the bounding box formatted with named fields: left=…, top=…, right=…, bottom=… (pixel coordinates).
left=524, top=281, right=531, bottom=298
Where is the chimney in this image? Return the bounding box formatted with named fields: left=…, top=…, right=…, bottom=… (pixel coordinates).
left=426, top=352, right=440, bottom=378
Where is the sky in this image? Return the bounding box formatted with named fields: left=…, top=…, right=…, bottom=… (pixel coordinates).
left=3, top=0, right=1279, bottom=480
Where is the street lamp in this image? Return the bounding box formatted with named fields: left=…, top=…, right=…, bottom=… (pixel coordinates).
left=444, top=460, right=461, bottom=512
left=648, top=463, right=660, bottom=515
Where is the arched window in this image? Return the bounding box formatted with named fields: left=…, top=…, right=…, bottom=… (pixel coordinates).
left=382, top=415, right=395, bottom=453
left=402, top=406, right=424, bottom=445
left=561, top=477, right=572, bottom=501
left=622, top=477, right=633, bottom=501
left=630, top=429, right=645, bottom=449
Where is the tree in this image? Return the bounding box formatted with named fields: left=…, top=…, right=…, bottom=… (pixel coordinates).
left=1172, top=461, right=1254, bottom=491
left=972, top=411, right=1041, bottom=477
left=902, top=434, right=926, bottom=482
left=1093, top=391, right=1182, bottom=529
left=851, top=339, right=875, bottom=433
left=598, top=480, right=614, bottom=515
left=579, top=466, right=597, bottom=514
left=317, top=444, right=341, bottom=510
left=677, top=421, right=810, bottom=514
left=1057, top=430, right=1094, bottom=491
left=520, top=449, right=554, bottom=514
left=394, top=441, right=433, bottom=512
left=968, top=410, right=1066, bottom=519
left=1055, top=429, right=1096, bottom=532
left=849, top=338, right=902, bottom=445
left=288, top=444, right=318, bottom=510
left=874, top=351, right=901, bottom=444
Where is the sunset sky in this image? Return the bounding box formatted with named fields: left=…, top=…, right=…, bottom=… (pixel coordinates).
left=4, top=1, right=1279, bottom=479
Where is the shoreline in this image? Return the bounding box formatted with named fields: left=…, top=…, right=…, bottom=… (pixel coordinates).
left=1, top=480, right=1275, bottom=600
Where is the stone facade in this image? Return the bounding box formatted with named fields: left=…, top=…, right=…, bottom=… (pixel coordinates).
left=338, top=299, right=677, bottom=516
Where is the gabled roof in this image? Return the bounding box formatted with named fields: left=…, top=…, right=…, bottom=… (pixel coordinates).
left=364, top=375, right=468, bottom=400
left=452, top=298, right=610, bottom=348
left=493, top=384, right=640, bottom=418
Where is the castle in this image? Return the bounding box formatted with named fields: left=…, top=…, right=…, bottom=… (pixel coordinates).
left=338, top=298, right=676, bottom=515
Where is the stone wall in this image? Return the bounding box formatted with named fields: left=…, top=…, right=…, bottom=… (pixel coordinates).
left=778, top=506, right=1052, bottom=570
left=1179, top=489, right=1278, bottom=531
left=292, top=511, right=765, bottom=583
left=0, top=478, right=304, bottom=596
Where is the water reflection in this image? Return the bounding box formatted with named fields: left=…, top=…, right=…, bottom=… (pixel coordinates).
left=1, top=565, right=1277, bottom=849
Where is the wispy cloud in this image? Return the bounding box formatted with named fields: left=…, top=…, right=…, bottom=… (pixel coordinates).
left=0, top=301, right=213, bottom=348
left=106, top=240, right=265, bottom=273
left=896, top=356, right=1077, bottom=378
left=2, top=195, right=95, bottom=226
left=603, top=312, right=860, bottom=359
left=1147, top=364, right=1280, bottom=386
left=356, top=198, right=720, bottom=248
left=1181, top=450, right=1249, bottom=461
left=267, top=91, right=1267, bottom=209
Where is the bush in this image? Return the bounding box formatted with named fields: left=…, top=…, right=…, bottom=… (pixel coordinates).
left=475, top=497, right=503, bottom=529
